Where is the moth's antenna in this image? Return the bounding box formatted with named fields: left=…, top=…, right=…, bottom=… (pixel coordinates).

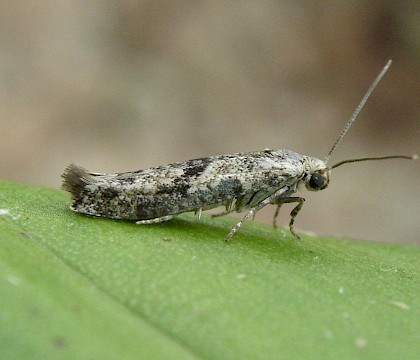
left=331, top=154, right=417, bottom=169
left=324, top=59, right=392, bottom=164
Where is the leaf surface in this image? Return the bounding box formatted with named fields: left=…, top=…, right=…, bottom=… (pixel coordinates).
left=0, top=180, right=418, bottom=359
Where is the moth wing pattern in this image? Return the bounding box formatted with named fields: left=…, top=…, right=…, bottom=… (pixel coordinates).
left=62, top=150, right=306, bottom=234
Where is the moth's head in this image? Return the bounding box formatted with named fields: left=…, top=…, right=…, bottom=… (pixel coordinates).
left=303, top=157, right=330, bottom=192
left=299, top=61, right=415, bottom=193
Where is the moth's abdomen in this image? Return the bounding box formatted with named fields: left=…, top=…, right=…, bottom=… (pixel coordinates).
left=62, top=164, right=136, bottom=219
left=61, top=163, right=226, bottom=220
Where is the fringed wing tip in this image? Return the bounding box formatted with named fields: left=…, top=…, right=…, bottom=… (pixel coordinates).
left=61, top=163, right=92, bottom=198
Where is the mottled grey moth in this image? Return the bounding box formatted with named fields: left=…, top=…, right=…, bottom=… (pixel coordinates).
left=62, top=60, right=415, bottom=240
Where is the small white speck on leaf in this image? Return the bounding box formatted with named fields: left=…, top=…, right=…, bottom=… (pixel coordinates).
left=0, top=209, right=19, bottom=220
left=380, top=267, right=398, bottom=273
left=389, top=300, right=410, bottom=310
left=324, top=330, right=333, bottom=339
left=354, top=337, right=368, bottom=349
left=5, top=275, right=21, bottom=286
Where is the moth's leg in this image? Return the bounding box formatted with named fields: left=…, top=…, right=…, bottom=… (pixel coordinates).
left=225, top=188, right=289, bottom=241
left=269, top=197, right=305, bottom=239
left=136, top=215, right=173, bottom=224
left=288, top=198, right=305, bottom=239
left=272, top=205, right=282, bottom=229
left=195, top=208, right=203, bottom=220
left=211, top=209, right=234, bottom=218
left=212, top=198, right=236, bottom=218
left=225, top=207, right=258, bottom=241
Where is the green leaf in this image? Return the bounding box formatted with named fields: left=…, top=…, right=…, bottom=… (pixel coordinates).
left=0, top=180, right=419, bottom=360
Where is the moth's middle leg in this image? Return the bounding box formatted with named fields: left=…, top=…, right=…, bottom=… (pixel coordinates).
left=225, top=206, right=259, bottom=241
left=225, top=188, right=289, bottom=241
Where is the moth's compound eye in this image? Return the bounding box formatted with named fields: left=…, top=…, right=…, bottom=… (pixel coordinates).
left=308, top=172, right=328, bottom=191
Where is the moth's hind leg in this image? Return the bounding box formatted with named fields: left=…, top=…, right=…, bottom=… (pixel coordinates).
left=211, top=198, right=236, bottom=218
left=211, top=209, right=234, bottom=218
left=136, top=215, right=173, bottom=225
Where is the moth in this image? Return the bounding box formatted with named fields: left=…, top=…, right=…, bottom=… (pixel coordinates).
left=62, top=60, right=415, bottom=240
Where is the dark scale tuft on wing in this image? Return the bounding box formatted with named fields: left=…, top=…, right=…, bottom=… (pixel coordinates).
left=182, top=157, right=213, bottom=176
left=61, top=164, right=95, bottom=199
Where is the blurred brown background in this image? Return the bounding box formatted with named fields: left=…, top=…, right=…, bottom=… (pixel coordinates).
left=1, top=1, right=418, bottom=244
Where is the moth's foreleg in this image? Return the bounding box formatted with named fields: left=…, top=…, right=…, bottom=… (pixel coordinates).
left=288, top=198, right=305, bottom=239
left=136, top=215, right=173, bottom=225
left=269, top=197, right=305, bottom=239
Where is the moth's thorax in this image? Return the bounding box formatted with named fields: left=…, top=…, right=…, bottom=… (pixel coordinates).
left=300, top=156, right=330, bottom=192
